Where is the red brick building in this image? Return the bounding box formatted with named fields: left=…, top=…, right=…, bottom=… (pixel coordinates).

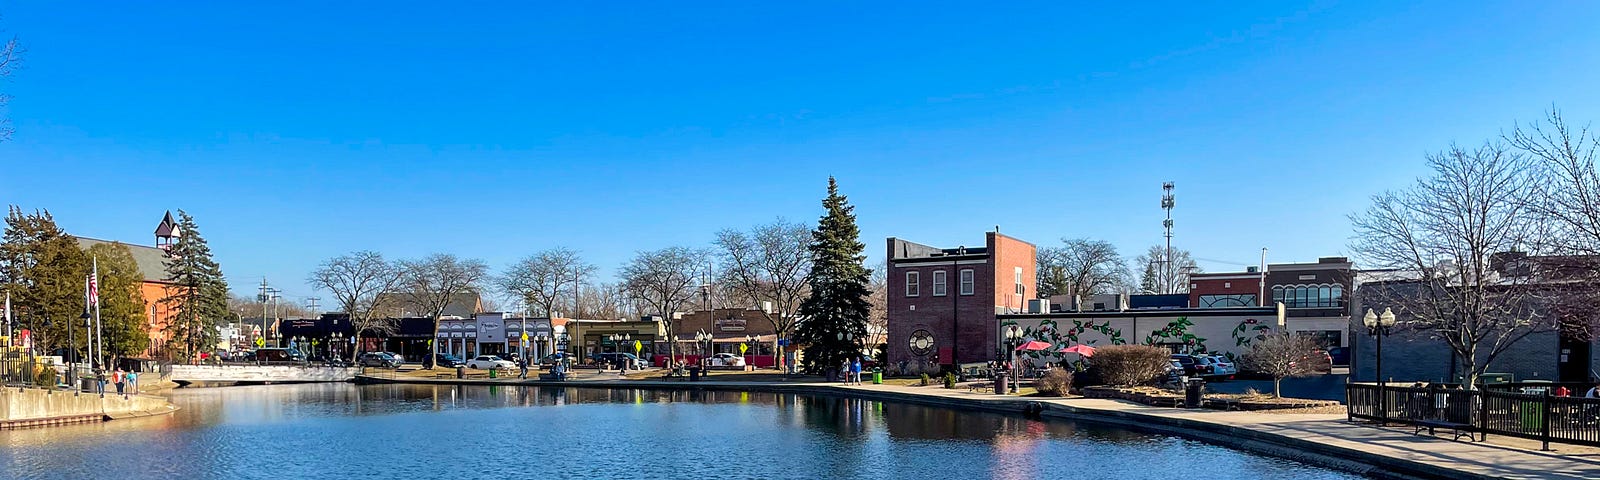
left=885, top=231, right=1036, bottom=375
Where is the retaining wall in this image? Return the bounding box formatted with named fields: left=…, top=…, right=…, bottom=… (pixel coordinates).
left=0, top=387, right=174, bottom=428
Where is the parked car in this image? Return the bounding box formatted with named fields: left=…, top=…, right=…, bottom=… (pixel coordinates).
left=382, top=352, right=407, bottom=364
left=425, top=353, right=466, bottom=368
left=1170, top=354, right=1214, bottom=377
left=539, top=353, right=569, bottom=367
left=498, top=352, right=521, bottom=364
left=1327, top=347, right=1350, bottom=367
left=466, top=355, right=516, bottom=370
left=591, top=352, right=646, bottom=369
left=1205, top=355, right=1238, bottom=379
left=358, top=352, right=401, bottom=368
left=254, top=348, right=307, bottom=363
left=709, top=353, right=746, bottom=368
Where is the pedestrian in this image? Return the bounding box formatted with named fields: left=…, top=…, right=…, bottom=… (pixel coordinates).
left=113, top=367, right=126, bottom=395
left=840, top=359, right=850, bottom=384
left=127, top=370, right=138, bottom=394
left=851, top=357, right=862, bottom=385
left=1556, top=386, right=1571, bottom=397
left=1585, top=382, right=1600, bottom=398
left=518, top=357, right=529, bottom=379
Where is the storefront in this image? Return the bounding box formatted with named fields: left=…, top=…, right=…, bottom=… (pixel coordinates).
left=664, top=309, right=780, bottom=368
left=504, top=316, right=555, bottom=361
left=565, top=319, right=663, bottom=365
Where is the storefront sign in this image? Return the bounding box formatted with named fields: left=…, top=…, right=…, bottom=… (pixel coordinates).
left=716, top=318, right=746, bottom=332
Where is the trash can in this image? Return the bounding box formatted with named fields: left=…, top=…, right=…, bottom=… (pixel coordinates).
left=489, top=368, right=497, bottom=379
left=689, top=368, right=700, bottom=382
left=456, top=366, right=465, bottom=379
left=1184, top=377, right=1205, bottom=408
left=80, top=377, right=97, bottom=392
left=1521, top=400, right=1545, bottom=430
left=995, top=375, right=1009, bottom=395
left=872, top=369, right=883, bottom=385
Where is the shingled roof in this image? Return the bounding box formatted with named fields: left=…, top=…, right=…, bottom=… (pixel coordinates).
left=74, top=236, right=172, bottom=284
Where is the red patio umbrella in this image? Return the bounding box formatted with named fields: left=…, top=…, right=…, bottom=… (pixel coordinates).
left=1059, top=344, right=1097, bottom=357
left=1014, top=340, right=1053, bottom=352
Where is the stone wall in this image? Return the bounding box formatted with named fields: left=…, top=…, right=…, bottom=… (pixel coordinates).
left=0, top=387, right=173, bottom=426
left=168, top=365, right=360, bottom=383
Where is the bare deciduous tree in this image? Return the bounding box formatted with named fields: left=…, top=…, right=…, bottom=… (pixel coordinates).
left=714, top=218, right=811, bottom=366
left=577, top=282, right=634, bottom=320
left=1133, top=245, right=1200, bottom=294
left=1037, top=238, right=1129, bottom=299
left=1350, top=141, right=1547, bottom=386
left=620, top=246, right=708, bottom=365
left=499, top=247, right=596, bottom=317
left=1240, top=333, right=1324, bottom=398
left=1508, top=109, right=1600, bottom=341
left=400, top=253, right=489, bottom=367
left=308, top=251, right=404, bottom=361
left=866, top=267, right=887, bottom=347
left=0, top=22, right=21, bottom=143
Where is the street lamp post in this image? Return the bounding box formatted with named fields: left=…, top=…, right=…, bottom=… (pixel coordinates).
left=1003, top=325, right=1023, bottom=394
left=331, top=332, right=343, bottom=361
left=1363, top=308, right=1396, bottom=422
left=835, top=331, right=855, bottom=382
left=695, top=329, right=711, bottom=374
left=609, top=333, right=631, bottom=370
left=746, top=334, right=758, bottom=370
left=557, top=333, right=571, bottom=371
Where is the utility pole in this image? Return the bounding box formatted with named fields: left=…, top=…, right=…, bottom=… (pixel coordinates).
left=259, top=278, right=270, bottom=349
left=306, top=297, right=320, bottom=316
left=1161, top=182, right=1176, bottom=294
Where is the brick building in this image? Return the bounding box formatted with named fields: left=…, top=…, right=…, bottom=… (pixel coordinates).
left=72, top=211, right=184, bottom=358
left=1189, top=257, right=1354, bottom=350
left=885, top=231, right=1036, bottom=375
left=667, top=308, right=779, bottom=367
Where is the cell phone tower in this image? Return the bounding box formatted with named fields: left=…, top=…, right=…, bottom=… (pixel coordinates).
left=1161, top=182, right=1175, bottom=294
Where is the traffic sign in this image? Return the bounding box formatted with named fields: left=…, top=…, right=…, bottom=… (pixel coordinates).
left=632, top=340, right=642, bottom=353
left=738, top=343, right=748, bottom=354
left=254, top=337, right=265, bottom=348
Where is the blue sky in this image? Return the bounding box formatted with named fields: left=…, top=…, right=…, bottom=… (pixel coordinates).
left=2, top=1, right=1599, bottom=304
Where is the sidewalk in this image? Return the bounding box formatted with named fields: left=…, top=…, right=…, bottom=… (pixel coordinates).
left=356, top=372, right=1600, bottom=480
left=847, top=383, right=1600, bottom=480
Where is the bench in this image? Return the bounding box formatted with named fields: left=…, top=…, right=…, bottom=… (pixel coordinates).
left=967, top=382, right=994, bottom=393
left=661, top=368, right=687, bottom=379
left=1413, top=420, right=1474, bottom=442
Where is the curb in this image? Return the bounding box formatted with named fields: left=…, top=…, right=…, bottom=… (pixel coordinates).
left=352, top=375, right=1489, bottom=480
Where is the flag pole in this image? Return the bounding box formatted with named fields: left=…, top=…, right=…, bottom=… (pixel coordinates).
left=93, top=256, right=104, bottom=370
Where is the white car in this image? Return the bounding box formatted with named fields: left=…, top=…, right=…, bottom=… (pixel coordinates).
left=709, top=353, right=746, bottom=367
left=466, top=355, right=516, bottom=370
left=1205, top=355, right=1239, bottom=378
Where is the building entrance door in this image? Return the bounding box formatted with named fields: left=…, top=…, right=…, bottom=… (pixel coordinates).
left=1558, top=332, right=1592, bottom=383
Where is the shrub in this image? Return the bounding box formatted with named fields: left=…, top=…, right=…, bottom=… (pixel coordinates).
left=943, top=372, right=957, bottom=389
left=1035, top=369, right=1074, bottom=397
left=1093, top=345, right=1172, bottom=386
left=33, top=366, right=57, bottom=387
left=919, top=373, right=931, bottom=386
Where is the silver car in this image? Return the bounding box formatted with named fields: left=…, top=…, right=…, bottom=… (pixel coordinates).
left=358, top=352, right=401, bottom=368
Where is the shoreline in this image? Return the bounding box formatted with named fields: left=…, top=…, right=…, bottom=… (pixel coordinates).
left=353, top=374, right=1592, bottom=480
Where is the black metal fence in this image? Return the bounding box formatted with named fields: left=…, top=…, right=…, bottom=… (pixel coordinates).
left=1347, top=383, right=1600, bottom=449
left=1, top=349, right=51, bottom=387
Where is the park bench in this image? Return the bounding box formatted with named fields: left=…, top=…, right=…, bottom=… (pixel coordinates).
left=1413, top=419, right=1474, bottom=442
left=662, top=367, right=687, bottom=379
left=967, top=382, right=994, bottom=393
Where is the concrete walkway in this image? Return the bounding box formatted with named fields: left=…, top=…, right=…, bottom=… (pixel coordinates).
left=846, top=383, right=1600, bottom=480
left=356, top=374, right=1598, bottom=480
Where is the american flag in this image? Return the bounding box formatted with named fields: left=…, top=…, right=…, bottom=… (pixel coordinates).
left=88, top=270, right=99, bottom=306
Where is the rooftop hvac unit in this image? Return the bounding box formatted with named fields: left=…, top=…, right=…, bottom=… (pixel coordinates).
left=1026, top=298, right=1049, bottom=314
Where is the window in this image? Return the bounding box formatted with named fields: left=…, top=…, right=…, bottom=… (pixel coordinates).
left=1199, top=294, right=1257, bottom=307
left=905, top=271, right=920, bottom=297
left=959, top=269, right=975, bottom=295
left=932, top=270, right=947, bottom=296
left=1014, top=267, right=1024, bottom=296
left=1272, top=284, right=1346, bottom=308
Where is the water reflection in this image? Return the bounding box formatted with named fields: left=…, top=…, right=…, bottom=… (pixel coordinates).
left=0, top=384, right=1363, bottom=480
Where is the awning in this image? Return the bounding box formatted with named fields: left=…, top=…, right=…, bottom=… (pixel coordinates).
left=674, top=334, right=778, bottom=343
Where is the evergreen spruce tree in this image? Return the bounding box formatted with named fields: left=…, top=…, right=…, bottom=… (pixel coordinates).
left=793, top=177, right=872, bottom=376
left=84, top=242, right=150, bottom=360
left=160, top=210, right=229, bottom=362
left=0, top=206, right=89, bottom=353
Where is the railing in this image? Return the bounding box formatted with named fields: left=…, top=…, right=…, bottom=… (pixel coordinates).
left=1347, top=383, right=1600, bottom=449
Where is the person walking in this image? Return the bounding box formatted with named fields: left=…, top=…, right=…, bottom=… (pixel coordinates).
left=850, top=358, right=862, bottom=385
left=839, top=359, right=850, bottom=384
left=518, top=357, right=529, bottom=380
left=113, top=367, right=126, bottom=395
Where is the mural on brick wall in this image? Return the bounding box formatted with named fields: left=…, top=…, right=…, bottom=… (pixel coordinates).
left=1003, top=318, right=1132, bottom=364
left=1226, top=318, right=1273, bottom=363
left=1142, top=316, right=1210, bottom=354
left=1066, top=319, right=1126, bottom=346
